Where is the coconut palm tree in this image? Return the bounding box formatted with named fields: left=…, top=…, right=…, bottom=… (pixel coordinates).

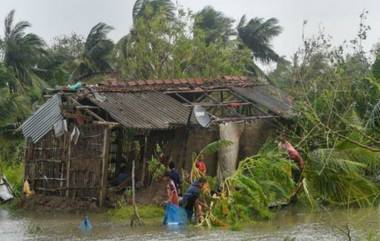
left=237, top=15, right=282, bottom=63
left=71, top=22, right=114, bottom=81
left=1, top=10, right=46, bottom=90
left=132, top=0, right=175, bottom=23
left=194, top=6, right=235, bottom=45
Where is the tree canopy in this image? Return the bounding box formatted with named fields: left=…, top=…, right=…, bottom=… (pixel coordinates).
left=194, top=6, right=235, bottom=45
left=2, top=10, right=46, bottom=91
left=238, top=16, right=282, bottom=63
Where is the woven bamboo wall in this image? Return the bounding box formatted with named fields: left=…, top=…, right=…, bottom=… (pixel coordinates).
left=24, top=124, right=105, bottom=201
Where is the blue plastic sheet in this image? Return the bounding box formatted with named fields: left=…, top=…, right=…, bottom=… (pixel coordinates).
left=163, top=203, right=188, bottom=225
left=80, top=216, right=92, bottom=233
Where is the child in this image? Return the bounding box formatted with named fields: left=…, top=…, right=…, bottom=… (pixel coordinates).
left=195, top=155, right=207, bottom=175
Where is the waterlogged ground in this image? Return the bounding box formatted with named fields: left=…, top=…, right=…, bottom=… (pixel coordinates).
left=1, top=206, right=379, bottom=241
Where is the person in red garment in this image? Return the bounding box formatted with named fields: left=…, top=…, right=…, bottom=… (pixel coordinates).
left=279, top=137, right=305, bottom=182
left=195, top=155, right=207, bottom=176
left=163, top=172, right=179, bottom=205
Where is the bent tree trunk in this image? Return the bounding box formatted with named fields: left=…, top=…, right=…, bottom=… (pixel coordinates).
left=217, top=122, right=243, bottom=182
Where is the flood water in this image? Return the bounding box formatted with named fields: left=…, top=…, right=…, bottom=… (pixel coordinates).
left=0, top=206, right=379, bottom=241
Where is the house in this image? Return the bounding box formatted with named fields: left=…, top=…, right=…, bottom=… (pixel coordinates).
left=21, top=76, right=292, bottom=207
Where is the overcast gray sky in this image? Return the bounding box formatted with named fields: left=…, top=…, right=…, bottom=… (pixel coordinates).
left=0, top=0, right=379, bottom=59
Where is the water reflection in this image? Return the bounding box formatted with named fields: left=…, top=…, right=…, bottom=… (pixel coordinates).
left=0, top=207, right=379, bottom=240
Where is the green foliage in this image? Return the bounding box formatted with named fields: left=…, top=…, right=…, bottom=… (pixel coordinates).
left=367, top=101, right=380, bottom=130
left=148, top=156, right=166, bottom=182
left=0, top=159, right=23, bottom=196
left=211, top=146, right=295, bottom=226
left=190, top=140, right=232, bottom=181
left=2, top=10, right=46, bottom=90
left=115, top=6, right=254, bottom=80
left=194, top=6, right=235, bottom=45
left=372, top=54, right=380, bottom=80
left=108, top=201, right=163, bottom=220
left=199, top=139, right=233, bottom=156
left=71, top=22, right=114, bottom=81
left=132, top=0, right=175, bottom=23
left=304, top=147, right=380, bottom=207
left=266, top=12, right=380, bottom=212
left=268, top=58, right=293, bottom=88
left=37, top=34, right=84, bottom=86
left=237, top=16, right=282, bottom=63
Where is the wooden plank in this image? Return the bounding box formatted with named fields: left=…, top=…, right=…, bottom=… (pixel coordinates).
left=36, top=187, right=99, bottom=191
left=23, top=140, right=31, bottom=184
left=59, top=134, right=67, bottom=196
left=93, top=121, right=120, bottom=127
left=213, top=115, right=279, bottom=123
left=99, top=128, right=110, bottom=207
left=183, top=102, right=251, bottom=107
left=33, top=178, right=66, bottom=181
left=74, top=105, right=99, bottom=110
left=69, top=97, right=106, bottom=122
left=35, top=159, right=64, bottom=163
left=65, top=136, right=72, bottom=197
left=164, top=88, right=230, bottom=94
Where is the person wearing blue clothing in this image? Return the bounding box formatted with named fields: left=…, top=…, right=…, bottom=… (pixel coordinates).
left=111, top=166, right=128, bottom=186
left=168, top=161, right=181, bottom=192
left=179, top=177, right=207, bottom=221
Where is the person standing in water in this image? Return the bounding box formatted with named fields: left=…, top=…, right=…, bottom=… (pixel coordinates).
left=168, top=161, right=181, bottom=194
left=163, top=172, right=179, bottom=205
left=180, top=177, right=207, bottom=222
left=279, top=137, right=305, bottom=182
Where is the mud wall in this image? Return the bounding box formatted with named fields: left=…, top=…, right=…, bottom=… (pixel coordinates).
left=169, top=119, right=276, bottom=176
left=169, top=127, right=219, bottom=176
left=238, top=119, right=276, bottom=160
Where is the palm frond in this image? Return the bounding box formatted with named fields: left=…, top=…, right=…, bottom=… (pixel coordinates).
left=132, top=0, right=175, bottom=23
left=71, top=22, right=114, bottom=80
left=238, top=16, right=282, bottom=63
left=305, top=148, right=380, bottom=207
left=199, top=139, right=233, bottom=156
left=4, top=10, right=15, bottom=37
left=366, top=101, right=380, bottom=129
left=2, top=10, right=46, bottom=88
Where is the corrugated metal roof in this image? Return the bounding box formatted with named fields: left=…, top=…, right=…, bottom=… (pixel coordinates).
left=232, top=86, right=293, bottom=118
left=21, top=94, right=63, bottom=143
left=89, top=92, right=195, bottom=130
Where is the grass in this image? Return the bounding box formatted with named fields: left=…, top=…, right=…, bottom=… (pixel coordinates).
left=108, top=202, right=164, bottom=220
left=0, top=160, right=23, bottom=197
left=0, top=137, right=24, bottom=197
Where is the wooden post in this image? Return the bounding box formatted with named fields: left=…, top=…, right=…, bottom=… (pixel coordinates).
left=115, top=128, right=123, bottom=177
left=60, top=134, right=67, bottom=196
left=132, top=158, right=135, bottom=207
left=22, top=139, right=32, bottom=184
left=220, top=91, right=224, bottom=116
left=130, top=149, right=143, bottom=226
left=140, top=135, right=149, bottom=186
left=178, top=108, right=193, bottom=170
left=65, top=134, right=72, bottom=198
left=99, top=128, right=110, bottom=207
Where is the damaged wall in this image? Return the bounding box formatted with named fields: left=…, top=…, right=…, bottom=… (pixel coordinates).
left=169, top=127, right=219, bottom=176
left=24, top=124, right=107, bottom=202
left=168, top=120, right=276, bottom=177
left=239, top=119, right=276, bottom=159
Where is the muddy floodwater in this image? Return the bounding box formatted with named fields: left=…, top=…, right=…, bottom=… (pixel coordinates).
left=1, top=206, right=379, bottom=241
